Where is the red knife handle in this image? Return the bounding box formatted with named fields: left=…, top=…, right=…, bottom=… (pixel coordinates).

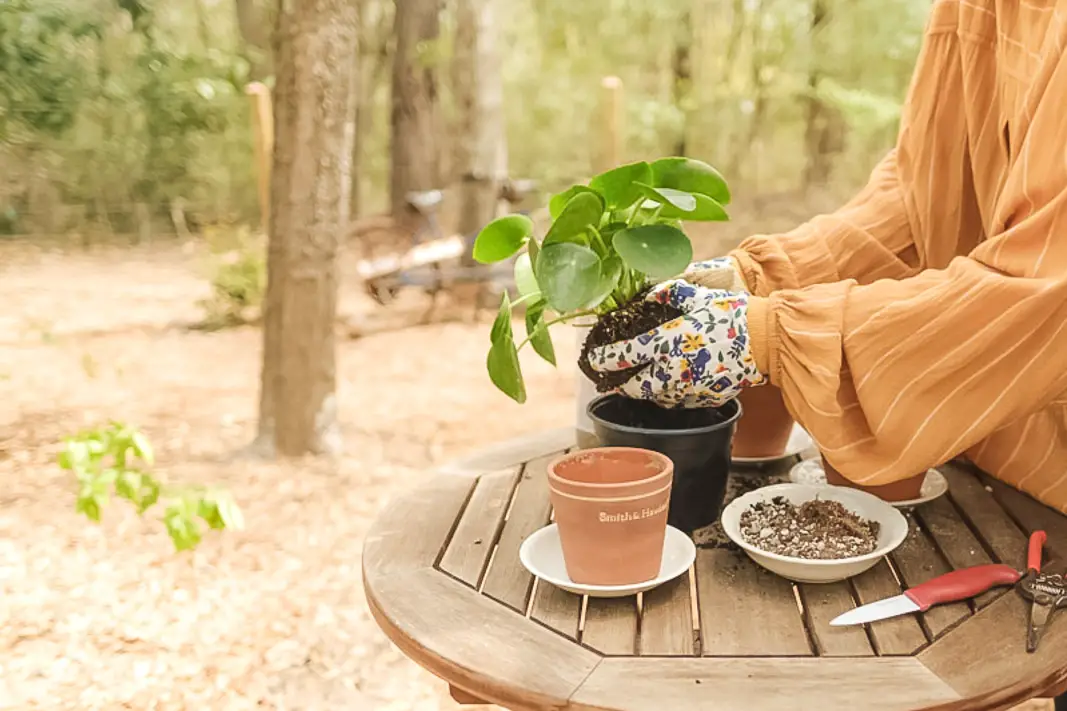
left=1028, top=530, right=1047, bottom=573
left=904, top=564, right=1022, bottom=611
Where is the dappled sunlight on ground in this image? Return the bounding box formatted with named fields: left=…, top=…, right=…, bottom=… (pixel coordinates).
left=0, top=242, right=572, bottom=710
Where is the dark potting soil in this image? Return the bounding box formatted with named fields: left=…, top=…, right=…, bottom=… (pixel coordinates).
left=739, top=497, right=880, bottom=560
left=590, top=395, right=729, bottom=430
left=578, top=292, right=683, bottom=392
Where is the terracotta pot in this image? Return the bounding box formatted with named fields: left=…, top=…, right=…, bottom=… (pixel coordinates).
left=587, top=394, right=741, bottom=534
left=732, top=384, right=794, bottom=459
left=548, top=447, right=674, bottom=586
left=821, top=455, right=927, bottom=502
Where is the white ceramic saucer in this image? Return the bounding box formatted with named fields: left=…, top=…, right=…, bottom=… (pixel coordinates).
left=732, top=423, right=814, bottom=464
left=788, top=459, right=949, bottom=509
left=519, top=524, right=696, bottom=598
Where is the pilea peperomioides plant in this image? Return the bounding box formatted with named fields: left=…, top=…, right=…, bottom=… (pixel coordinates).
left=473, top=157, right=731, bottom=403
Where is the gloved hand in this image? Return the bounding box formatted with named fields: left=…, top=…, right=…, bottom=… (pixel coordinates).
left=683, top=256, right=747, bottom=293
left=586, top=279, right=767, bottom=408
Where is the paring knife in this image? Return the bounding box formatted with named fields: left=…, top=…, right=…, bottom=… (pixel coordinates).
left=829, top=564, right=1023, bottom=627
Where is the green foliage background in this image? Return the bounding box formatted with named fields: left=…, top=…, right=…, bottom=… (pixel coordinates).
left=0, top=0, right=930, bottom=238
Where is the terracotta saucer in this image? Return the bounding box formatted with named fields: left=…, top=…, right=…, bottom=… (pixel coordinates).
left=519, top=524, right=695, bottom=598
left=788, top=459, right=949, bottom=509
left=732, top=423, right=813, bottom=464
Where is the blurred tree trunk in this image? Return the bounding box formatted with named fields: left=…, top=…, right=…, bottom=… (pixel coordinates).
left=453, top=0, right=506, bottom=265
left=348, top=1, right=363, bottom=219
left=234, top=0, right=273, bottom=81
left=257, top=0, right=357, bottom=457
left=728, top=0, right=768, bottom=182
left=349, top=0, right=394, bottom=219
left=390, top=0, right=441, bottom=219
left=802, top=0, right=844, bottom=191
left=672, top=9, right=692, bottom=157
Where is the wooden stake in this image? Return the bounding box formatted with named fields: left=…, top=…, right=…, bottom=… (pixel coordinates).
left=246, top=82, right=274, bottom=232
left=595, top=76, right=624, bottom=173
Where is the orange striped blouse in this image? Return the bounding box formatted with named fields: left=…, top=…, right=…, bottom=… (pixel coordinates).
left=733, top=0, right=1067, bottom=511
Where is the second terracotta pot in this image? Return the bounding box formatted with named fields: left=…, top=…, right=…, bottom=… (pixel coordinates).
left=548, top=447, right=673, bottom=586
left=732, top=384, right=794, bottom=459
left=821, top=455, right=927, bottom=502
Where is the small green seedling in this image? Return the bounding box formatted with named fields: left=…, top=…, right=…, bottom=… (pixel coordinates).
left=58, top=421, right=243, bottom=552
left=472, top=157, right=732, bottom=403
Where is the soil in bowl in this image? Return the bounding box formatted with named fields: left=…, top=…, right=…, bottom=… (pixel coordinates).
left=578, top=291, right=683, bottom=392
left=739, top=496, right=880, bottom=560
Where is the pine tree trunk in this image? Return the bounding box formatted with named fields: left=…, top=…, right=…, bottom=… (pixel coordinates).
left=672, top=10, right=692, bottom=157
left=257, top=0, right=357, bottom=457
left=390, top=0, right=441, bottom=219
left=453, top=0, right=506, bottom=265
left=234, top=0, right=274, bottom=81
left=802, top=0, right=845, bottom=191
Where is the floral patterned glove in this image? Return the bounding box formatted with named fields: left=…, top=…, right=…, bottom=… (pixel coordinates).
left=586, top=279, right=767, bottom=408
left=684, top=257, right=748, bottom=293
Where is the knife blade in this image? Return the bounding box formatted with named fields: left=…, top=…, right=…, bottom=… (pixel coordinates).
left=830, top=563, right=1022, bottom=627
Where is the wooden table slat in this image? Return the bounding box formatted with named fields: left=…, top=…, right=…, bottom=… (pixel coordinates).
left=942, top=464, right=1028, bottom=570
left=850, top=560, right=928, bottom=655
left=367, top=568, right=599, bottom=710
left=438, top=467, right=522, bottom=587
left=529, top=581, right=582, bottom=640
left=919, top=579, right=1067, bottom=702
left=984, top=474, right=1067, bottom=561
left=481, top=452, right=561, bottom=613
left=696, top=548, right=813, bottom=656
left=640, top=571, right=696, bottom=656
left=799, top=581, right=874, bottom=657
left=363, top=474, right=477, bottom=584
left=569, top=657, right=960, bottom=711
left=914, top=496, right=1001, bottom=609
left=582, top=596, right=638, bottom=656
left=890, top=515, right=970, bottom=638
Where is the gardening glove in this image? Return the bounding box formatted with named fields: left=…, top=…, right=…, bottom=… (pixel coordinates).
left=683, top=256, right=748, bottom=293
left=586, top=279, right=767, bottom=409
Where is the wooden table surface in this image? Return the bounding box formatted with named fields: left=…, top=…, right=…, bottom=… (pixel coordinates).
left=362, top=428, right=1067, bottom=711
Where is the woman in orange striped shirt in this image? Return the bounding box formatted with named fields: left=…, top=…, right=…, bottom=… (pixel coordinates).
left=588, top=0, right=1067, bottom=514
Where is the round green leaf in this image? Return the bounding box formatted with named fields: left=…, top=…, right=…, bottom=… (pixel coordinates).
left=472, top=214, right=534, bottom=263
left=536, top=242, right=602, bottom=312
left=490, top=292, right=513, bottom=343
left=487, top=338, right=526, bottom=404
left=581, top=255, right=623, bottom=309
left=549, top=185, right=602, bottom=219
left=657, top=192, right=729, bottom=221
left=514, top=253, right=541, bottom=300
left=543, top=192, right=603, bottom=247
left=589, top=161, right=652, bottom=208
left=613, top=225, right=694, bottom=280
left=216, top=494, right=244, bottom=530
left=524, top=303, right=556, bottom=366
left=650, top=157, right=731, bottom=205
left=634, top=183, right=697, bottom=212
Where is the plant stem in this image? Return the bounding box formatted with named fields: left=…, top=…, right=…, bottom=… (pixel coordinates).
left=508, top=292, right=542, bottom=309
left=588, top=227, right=609, bottom=257
left=516, top=309, right=596, bottom=351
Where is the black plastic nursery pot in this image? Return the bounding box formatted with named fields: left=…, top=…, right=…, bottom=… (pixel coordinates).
left=586, top=394, right=742, bottom=534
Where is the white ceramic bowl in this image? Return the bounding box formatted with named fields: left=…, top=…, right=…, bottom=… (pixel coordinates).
left=720, top=483, right=909, bottom=584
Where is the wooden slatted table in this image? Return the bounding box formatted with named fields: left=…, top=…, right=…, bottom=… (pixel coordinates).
left=362, top=428, right=1067, bottom=710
